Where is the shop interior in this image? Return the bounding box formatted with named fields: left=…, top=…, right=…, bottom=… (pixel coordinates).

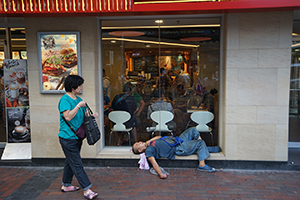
left=101, top=17, right=221, bottom=146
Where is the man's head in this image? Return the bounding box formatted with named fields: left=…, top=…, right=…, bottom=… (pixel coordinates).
left=132, top=141, right=147, bottom=154
left=123, top=82, right=133, bottom=93
left=160, top=68, right=166, bottom=75
left=152, top=88, right=165, bottom=100
left=210, top=88, right=218, bottom=95
left=176, top=84, right=185, bottom=95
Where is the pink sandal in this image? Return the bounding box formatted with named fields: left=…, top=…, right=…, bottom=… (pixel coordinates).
left=84, top=190, right=98, bottom=200
left=61, top=186, right=80, bottom=192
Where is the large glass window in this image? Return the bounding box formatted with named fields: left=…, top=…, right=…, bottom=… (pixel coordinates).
left=101, top=18, right=220, bottom=147
left=289, top=39, right=300, bottom=143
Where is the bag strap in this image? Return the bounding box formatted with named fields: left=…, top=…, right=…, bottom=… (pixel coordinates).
left=61, top=105, right=85, bottom=135
left=115, top=93, right=129, bottom=105
left=160, top=136, right=183, bottom=146
left=85, top=103, right=93, bottom=116
left=61, top=115, right=76, bottom=134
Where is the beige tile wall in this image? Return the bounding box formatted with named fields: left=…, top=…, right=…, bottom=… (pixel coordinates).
left=25, top=17, right=102, bottom=158
left=223, top=11, right=293, bottom=161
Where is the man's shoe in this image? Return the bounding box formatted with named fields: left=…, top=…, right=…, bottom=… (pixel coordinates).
left=197, top=165, right=216, bottom=173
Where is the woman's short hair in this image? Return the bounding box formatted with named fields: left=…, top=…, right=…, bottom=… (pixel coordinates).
left=64, top=75, right=84, bottom=92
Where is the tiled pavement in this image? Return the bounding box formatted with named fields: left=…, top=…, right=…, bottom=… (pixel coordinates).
left=1, top=166, right=300, bottom=200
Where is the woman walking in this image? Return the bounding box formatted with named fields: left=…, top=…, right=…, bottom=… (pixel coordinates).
left=58, top=75, right=98, bottom=199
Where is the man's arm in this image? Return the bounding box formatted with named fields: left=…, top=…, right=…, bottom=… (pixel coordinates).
left=136, top=99, right=145, bottom=116
left=148, top=156, right=167, bottom=179
left=146, top=136, right=161, bottom=146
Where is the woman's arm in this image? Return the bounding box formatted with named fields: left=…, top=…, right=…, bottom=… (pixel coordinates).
left=63, top=100, right=86, bottom=121
left=104, top=102, right=111, bottom=109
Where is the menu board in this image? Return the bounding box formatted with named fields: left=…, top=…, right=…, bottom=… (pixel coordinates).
left=20, top=51, right=27, bottom=59
left=0, top=51, right=4, bottom=68
left=12, top=51, right=20, bottom=60
left=37, top=32, right=81, bottom=93
left=134, top=55, right=159, bottom=77
left=3, top=59, right=30, bottom=143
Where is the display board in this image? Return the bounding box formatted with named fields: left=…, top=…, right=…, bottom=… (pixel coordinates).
left=3, top=59, right=30, bottom=143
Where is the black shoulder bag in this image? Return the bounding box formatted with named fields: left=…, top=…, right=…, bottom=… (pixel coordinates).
left=84, top=103, right=101, bottom=145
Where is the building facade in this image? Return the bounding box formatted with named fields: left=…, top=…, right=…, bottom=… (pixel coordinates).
left=0, top=0, right=300, bottom=166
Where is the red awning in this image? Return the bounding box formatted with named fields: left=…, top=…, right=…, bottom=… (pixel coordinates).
left=0, top=0, right=300, bottom=16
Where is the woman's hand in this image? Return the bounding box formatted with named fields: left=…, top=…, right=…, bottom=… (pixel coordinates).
left=92, top=113, right=99, bottom=118
left=77, top=101, right=86, bottom=108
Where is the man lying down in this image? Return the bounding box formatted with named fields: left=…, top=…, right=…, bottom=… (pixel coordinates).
left=132, top=127, right=218, bottom=179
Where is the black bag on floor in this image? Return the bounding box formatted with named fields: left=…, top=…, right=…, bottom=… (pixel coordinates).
left=84, top=104, right=101, bottom=145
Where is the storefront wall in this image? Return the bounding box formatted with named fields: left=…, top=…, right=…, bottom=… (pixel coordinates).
left=24, top=10, right=293, bottom=161
left=223, top=11, right=293, bottom=161
left=25, top=17, right=103, bottom=158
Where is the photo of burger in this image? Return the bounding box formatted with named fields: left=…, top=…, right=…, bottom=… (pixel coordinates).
left=59, top=48, right=77, bottom=68
left=42, top=55, right=66, bottom=76
left=39, top=33, right=79, bottom=92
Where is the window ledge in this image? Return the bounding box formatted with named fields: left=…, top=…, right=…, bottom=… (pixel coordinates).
left=96, top=147, right=225, bottom=160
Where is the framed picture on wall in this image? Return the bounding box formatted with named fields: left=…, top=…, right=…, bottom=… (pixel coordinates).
left=37, top=31, right=81, bottom=93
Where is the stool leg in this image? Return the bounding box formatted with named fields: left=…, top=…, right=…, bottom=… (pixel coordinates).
left=210, top=131, right=213, bottom=146
left=185, top=120, right=191, bottom=129
left=128, top=131, right=131, bottom=146
left=109, top=131, right=113, bottom=145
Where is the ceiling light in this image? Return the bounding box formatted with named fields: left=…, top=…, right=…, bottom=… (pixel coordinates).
left=11, top=38, right=26, bottom=41
left=103, top=37, right=199, bottom=48
left=146, top=44, right=150, bottom=48
left=102, top=24, right=220, bottom=29
left=292, top=43, right=300, bottom=48
left=111, top=40, right=116, bottom=43
left=155, top=20, right=163, bottom=24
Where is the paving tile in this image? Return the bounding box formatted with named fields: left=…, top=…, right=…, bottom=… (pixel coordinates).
left=0, top=167, right=300, bottom=200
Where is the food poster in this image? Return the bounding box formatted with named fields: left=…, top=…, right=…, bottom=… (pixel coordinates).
left=3, top=59, right=30, bottom=143
left=0, top=51, right=4, bottom=68
left=38, top=32, right=79, bottom=93
left=12, top=51, right=20, bottom=59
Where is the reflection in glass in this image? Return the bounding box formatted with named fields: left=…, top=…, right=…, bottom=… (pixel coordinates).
left=102, top=18, right=220, bottom=147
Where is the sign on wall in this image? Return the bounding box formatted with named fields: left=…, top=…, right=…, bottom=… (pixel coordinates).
left=3, top=59, right=30, bottom=143
left=37, top=32, right=81, bottom=93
